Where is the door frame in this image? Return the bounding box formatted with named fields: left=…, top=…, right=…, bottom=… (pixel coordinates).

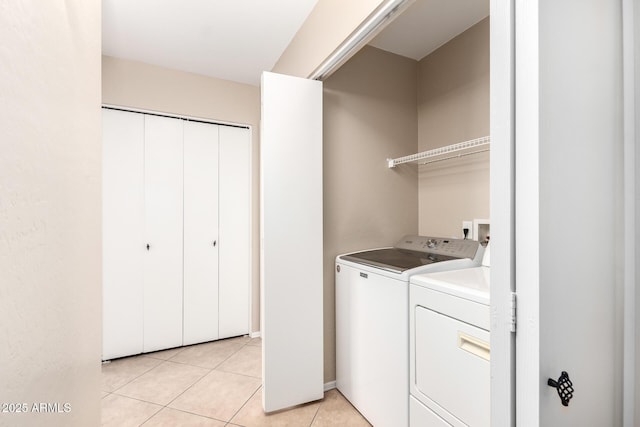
left=622, top=0, right=638, bottom=424
left=489, top=1, right=516, bottom=425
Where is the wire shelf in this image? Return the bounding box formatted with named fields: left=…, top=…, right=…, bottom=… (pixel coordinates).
left=387, top=135, right=490, bottom=168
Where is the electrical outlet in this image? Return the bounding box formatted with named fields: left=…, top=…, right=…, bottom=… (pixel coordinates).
left=462, top=221, right=473, bottom=240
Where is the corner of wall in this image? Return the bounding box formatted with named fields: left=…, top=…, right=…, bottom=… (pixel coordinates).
left=272, top=0, right=386, bottom=78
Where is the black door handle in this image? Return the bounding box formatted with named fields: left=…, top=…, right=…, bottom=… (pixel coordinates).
left=213, top=240, right=217, bottom=247
left=548, top=371, right=574, bottom=406
left=146, top=243, right=150, bottom=251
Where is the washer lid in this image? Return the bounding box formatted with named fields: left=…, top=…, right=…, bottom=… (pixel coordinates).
left=340, top=248, right=459, bottom=274
left=339, top=235, right=481, bottom=274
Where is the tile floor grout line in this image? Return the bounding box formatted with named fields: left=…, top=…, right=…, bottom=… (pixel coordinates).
left=160, top=352, right=260, bottom=424
left=120, top=335, right=250, bottom=363
left=214, top=367, right=261, bottom=380
left=308, top=397, right=323, bottom=427
left=165, top=339, right=249, bottom=367
left=137, top=404, right=164, bottom=427
left=156, top=405, right=230, bottom=425
left=160, top=364, right=215, bottom=409
left=225, top=383, right=262, bottom=425
left=114, top=339, right=256, bottom=422
left=117, top=358, right=172, bottom=394
left=103, top=357, right=368, bottom=426
left=108, top=391, right=166, bottom=408
left=102, top=338, right=268, bottom=426
left=102, top=357, right=164, bottom=394
left=206, top=345, right=250, bottom=371
left=118, top=337, right=251, bottom=402
left=144, top=346, right=188, bottom=361
left=110, top=361, right=212, bottom=408
left=212, top=344, right=262, bottom=379
left=156, top=356, right=231, bottom=370
left=117, top=365, right=231, bottom=427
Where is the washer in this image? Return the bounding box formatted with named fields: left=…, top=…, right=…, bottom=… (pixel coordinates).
left=409, top=244, right=491, bottom=427
left=335, top=235, right=484, bottom=427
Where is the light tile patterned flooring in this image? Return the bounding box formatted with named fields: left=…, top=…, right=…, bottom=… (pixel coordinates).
left=102, top=336, right=371, bottom=426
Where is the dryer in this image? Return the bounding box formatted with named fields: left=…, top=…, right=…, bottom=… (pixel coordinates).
left=336, top=235, right=484, bottom=427
left=409, top=244, right=491, bottom=426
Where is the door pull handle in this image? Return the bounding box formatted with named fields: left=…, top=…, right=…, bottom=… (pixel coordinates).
left=547, top=371, right=574, bottom=406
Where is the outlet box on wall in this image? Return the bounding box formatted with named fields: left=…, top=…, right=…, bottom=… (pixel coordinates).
left=473, top=219, right=490, bottom=244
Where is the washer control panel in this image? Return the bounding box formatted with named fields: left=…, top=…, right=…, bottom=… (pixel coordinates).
left=395, top=235, right=480, bottom=260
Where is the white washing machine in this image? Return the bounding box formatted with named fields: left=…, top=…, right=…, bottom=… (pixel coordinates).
left=409, top=244, right=491, bottom=427
left=335, top=235, right=484, bottom=427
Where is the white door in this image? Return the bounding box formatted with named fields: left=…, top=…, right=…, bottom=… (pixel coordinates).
left=261, top=71, right=324, bottom=412
left=143, top=114, right=184, bottom=353
left=218, top=125, right=251, bottom=339
left=102, top=108, right=145, bottom=360
left=183, top=120, right=220, bottom=346
left=513, top=0, right=627, bottom=425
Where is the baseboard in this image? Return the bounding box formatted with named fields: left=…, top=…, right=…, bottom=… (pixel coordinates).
left=249, top=331, right=261, bottom=339
left=324, top=381, right=336, bottom=391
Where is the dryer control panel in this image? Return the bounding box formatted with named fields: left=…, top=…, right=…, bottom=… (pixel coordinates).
left=395, top=235, right=480, bottom=260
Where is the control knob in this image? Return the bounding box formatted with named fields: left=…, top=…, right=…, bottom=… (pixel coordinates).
left=426, top=238, right=438, bottom=249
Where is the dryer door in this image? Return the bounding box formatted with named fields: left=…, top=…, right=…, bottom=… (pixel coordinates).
left=414, top=305, right=490, bottom=427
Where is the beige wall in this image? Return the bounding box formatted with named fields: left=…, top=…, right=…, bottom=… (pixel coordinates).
left=102, top=56, right=262, bottom=333
left=323, top=46, right=419, bottom=382
left=417, top=18, right=490, bottom=238
left=272, top=0, right=386, bottom=78
left=0, top=1, right=102, bottom=426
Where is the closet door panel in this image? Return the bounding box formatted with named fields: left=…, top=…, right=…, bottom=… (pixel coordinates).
left=143, top=115, right=184, bottom=352
left=183, top=120, right=220, bottom=345
left=261, top=72, right=324, bottom=411
left=218, top=126, right=251, bottom=338
left=102, top=109, right=145, bottom=360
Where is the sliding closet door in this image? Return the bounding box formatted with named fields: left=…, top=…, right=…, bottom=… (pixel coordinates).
left=102, top=109, right=145, bottom=360
left=261, top=72, right=324, bottom=412
left=143, top=115, right=184, bottom=352
left=183, top=120, right=220, bottom=345
left=218, top=126, right=251, bottom=338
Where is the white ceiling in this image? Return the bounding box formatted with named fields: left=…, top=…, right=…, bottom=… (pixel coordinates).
left=102, top=0, right=319, bottom=86
left=102, top=0, right=489, bottom=87
left=370, top=0, right=489, bottom=61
